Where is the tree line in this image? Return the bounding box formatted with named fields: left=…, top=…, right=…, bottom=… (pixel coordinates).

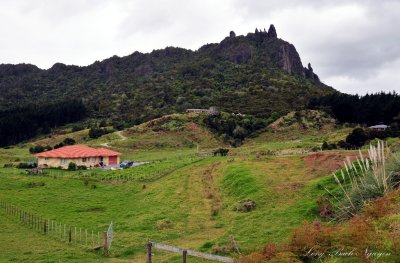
left=308, top=92, right=400, bottom=126
left=0, top=100, right=87, bottom=147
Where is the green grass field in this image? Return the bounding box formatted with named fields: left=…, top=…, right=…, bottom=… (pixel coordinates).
left=1, top=115, right=397, bottom=262
left=0, top=147, right=339, bottom=262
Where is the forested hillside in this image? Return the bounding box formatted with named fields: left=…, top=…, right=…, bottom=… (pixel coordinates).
left=309, top=92, right=400, bottom=125
left=0, top=25, right=333, bottom=126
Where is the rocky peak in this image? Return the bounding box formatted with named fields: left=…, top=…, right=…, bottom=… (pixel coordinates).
left=304, top=63, right=320, bottom=83
left=229, top=31, right=236, bottom=38
left=268, top=24, right=277, bottom=38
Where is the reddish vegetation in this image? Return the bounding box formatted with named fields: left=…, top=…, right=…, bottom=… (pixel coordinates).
left=303, top=152, right=363, bottom=174
left=238, top=190, right=400, bottom=262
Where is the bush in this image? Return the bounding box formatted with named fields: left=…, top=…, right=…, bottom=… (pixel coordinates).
left=71, top=124, right=85, bottom=132
left=203, top=113, right=266, bottom=147
left=77, top=165, right=87, bottom=170
left=89, top=127, right=113, bottom=139
left=316, top=195, right=334, bottom=219
left=54, top=138, right=76, bottom=149
left=68, top=162, right=77, bottom=170
left=329, top=141, right=398, bottom=220
left=63, top=138, right=76, bottom=145
left=213, top=148, right=229, bottom=156
left=16, top=162, right=37, bottom=169
left=346, top=128, right=369, bottom=148
left=29, top=145, right=52, bottom=154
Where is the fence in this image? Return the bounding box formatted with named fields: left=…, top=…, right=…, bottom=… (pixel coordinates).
left=0, top=200, right=112, bottom=255
left=146, top=242, right=236, bottom=263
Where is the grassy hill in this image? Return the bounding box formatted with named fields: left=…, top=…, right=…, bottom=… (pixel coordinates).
left=1, top=112, right=399, bottom=262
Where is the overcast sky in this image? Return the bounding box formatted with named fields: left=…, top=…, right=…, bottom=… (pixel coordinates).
left=1, top=0, right=399, bottom=95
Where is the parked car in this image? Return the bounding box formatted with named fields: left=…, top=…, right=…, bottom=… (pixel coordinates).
left=120, top=160, right=134, bottom=169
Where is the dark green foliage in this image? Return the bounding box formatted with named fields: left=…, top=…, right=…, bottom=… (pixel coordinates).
left=337, top=140, right=351, bottom=149
left=204, top=112, right=267, bottom=146
left=0, top=32, right=334, bottom=147
left=112, top=120, right=127, bottom=131
left=88, top=127, right=113, bottom=139
left=54, top=137, right=76, bottom=149
left=0, top=100, right=86, bottom=147
left=29, top=145, right=52, bottom=154
left=309, top=92, right=400, bottom=125
left=213, top=148, right=230, bottom=156
left=346, top=128, right=369, bottom=147
left=77, top=165, right=87, bottom=170
left=16, top=162, right=37, bottom=169
left=68, top=162, right=77, bottom=171
left=71, top=124, right=85, bottom=132
left=321, top=141, right=337, bottom=150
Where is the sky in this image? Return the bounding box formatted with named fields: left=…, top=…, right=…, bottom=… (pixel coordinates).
left=0, top=0, right=399, bottom=95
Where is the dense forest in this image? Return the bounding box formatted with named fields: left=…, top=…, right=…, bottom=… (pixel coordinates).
left=308, top=92, right=400, bottom=126
left=0, top=100, right=86, bottom=147
left=0, top=26, right=333, bottom=128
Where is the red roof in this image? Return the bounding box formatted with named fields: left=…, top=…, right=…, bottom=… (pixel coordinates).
left=34, top=145, right=122, bottom=158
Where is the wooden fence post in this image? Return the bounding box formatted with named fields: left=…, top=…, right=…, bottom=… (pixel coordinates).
left=182, top=250, right=187, bottom=263
left=44, top=220, right=47, bottom=234
left=146, top=242, right=152, bottom=263
left=69, top=226, right=72, bottom=243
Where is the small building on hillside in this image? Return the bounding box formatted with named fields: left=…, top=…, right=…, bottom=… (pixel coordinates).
left=186, top=107, right=219, bottom=115
left=34, top=145, right=122, bottom=169
left=368, top=124, right=388, bottom=131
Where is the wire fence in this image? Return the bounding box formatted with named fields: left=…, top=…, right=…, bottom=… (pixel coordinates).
left=0, top=200, right=107, bottom=251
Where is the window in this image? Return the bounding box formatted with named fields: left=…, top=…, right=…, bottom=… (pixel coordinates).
left=45, top=158, right=49, bottom=160
left=82, top=158, right=87, bottom=162
left=60, top=158, right=68, bottom=164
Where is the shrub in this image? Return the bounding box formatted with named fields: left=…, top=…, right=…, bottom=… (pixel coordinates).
left=71, top=124, right=85, bottom=132
left=89, top=127, right=112, bottom=139
left=316, top=194, right=334, bottom=219
left=77, top=165, right=87, bottom=170
left=3, top=163, right=14, bottom=168
left=68, top=162, right=77, bottom=170
left=213, top=148, right=229, bottom=156
left=346, top=128, right=369, bottom=147
left=29, top=145, right=52, bottom=154
left=327, top=141, right=398, bottom=220
left=63, top=138, right=76, bottom=145
left=16, top=162, right=37, bottom=169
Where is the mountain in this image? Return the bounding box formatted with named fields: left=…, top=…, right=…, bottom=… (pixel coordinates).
left=0, top=25, right=334, bottom=121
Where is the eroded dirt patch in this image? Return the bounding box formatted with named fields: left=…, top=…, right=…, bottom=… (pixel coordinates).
left=303, top=152, right=362, bottom=174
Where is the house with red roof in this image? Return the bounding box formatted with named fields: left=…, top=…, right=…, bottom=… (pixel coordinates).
left=34, top=145, right=122, bottom=169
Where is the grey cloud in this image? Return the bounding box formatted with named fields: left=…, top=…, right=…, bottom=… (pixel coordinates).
left=0, top=0, right=399, bottom=94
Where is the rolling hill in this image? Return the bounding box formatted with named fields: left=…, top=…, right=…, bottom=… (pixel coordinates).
left=0, top=25, right=334, bottom=124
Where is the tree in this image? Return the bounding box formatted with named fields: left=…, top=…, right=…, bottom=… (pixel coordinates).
left=63, top=138, right=76, bottom=145
left=321, top=141, right=329, bottom=150
left=68, top=162, right=77, bottom=170
left=346, top=128, right=369, bottom=147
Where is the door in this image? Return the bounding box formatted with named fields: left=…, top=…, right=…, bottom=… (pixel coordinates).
left=109, top=156, right=118, bottom=165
